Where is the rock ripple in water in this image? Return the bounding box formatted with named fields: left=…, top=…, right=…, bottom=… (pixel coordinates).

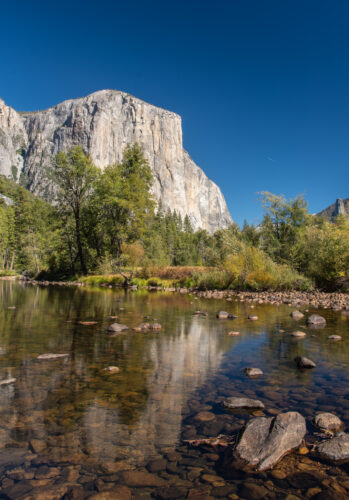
left=233, top=411, right=306, bottom=471
left=316, top=433, right=349, bottom=463
left=223, top=397, right=265, bottom=410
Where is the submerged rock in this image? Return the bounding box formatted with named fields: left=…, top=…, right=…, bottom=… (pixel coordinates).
left=294, top=356, right=316, bottom=369
left=107, top=323, right=129, bottom=333
left=291, top=310, right=304, bottom=320
left=233, top=411, right=306, bottom=471
left=248, top=315, right=258, bottom=321
left=313, top=413, right=344, bottom=433
left=223, top=397, right=265, bottom=410
left=103, top=366, right=120, bottom=374
left=89, top=486, right=131, bottom=500
left=0, top=377, right=16, bottom=386
left=244, top=367, right=263, bottom=378
left=37, top=353, right=69, bottom=360
left=328, top=335, right=342, bottom=341
left=306, top=314, right=326, bottom=327
left=119, top=470, right=167, bottom=487
left=217, top=311, right=229, bottom=319
left=316, top=433, right=349, bottom=463
left=133, top=322, right=151, bottom=332
left=193, top=311, right=208, bottom=317
left=291, top=331, right=307, bottom=338
left=149, top=323, right=162, bottom=330
left=217, top=311, right=237, bottom=319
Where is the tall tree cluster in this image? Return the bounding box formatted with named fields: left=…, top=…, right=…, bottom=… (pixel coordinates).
left=0, top=145, right=348, bottom=290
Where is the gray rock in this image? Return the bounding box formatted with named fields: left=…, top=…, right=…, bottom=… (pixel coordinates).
left=313, top=413, right=344, bottom=433
left=316, top=433, right=349, bottom=463
left=0, top=91, right=232, bottom=233
left=248, top=315, right=258, bottom=321
left=107, top=323, right=129, bottom=333
left=223, top=397, right=265, bottom=410
left=233, top=412, right=306, bottom=471
left=290, top=310, right=304, bottom=320
left=244, top=367, right=263, bottom=378
left=37, top=353, right=69, bottom=360
left=294, top=356, right=316, bottom=368
left=306, top=314, right=326, bottom=327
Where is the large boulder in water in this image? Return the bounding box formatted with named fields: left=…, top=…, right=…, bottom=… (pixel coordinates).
left=233, top=412, right=306, bottom=471
left=315, top=434, right=349, bottom=463
left=313, top=413, right=344, bottom=433
left=306, top=314, right=326, bottom=327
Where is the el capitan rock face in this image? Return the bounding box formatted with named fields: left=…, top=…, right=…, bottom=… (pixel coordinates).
left=0, top=90, right=232, bottom=232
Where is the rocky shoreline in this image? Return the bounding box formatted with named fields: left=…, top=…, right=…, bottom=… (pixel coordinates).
left=18, top=276, right=349, bottom=311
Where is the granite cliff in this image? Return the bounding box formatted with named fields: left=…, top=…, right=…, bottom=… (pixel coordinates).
left=0, top=90, right=232, bottom=232
left=317, top=198, right=349, bottom=221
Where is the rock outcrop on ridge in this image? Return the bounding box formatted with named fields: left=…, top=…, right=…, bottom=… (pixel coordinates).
left=0, top=90, right=232, bottom=232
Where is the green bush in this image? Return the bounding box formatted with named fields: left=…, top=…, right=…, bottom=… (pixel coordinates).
left=80, top=274, right=124, bottom=286
left=0, top=269, right=17, bottom=277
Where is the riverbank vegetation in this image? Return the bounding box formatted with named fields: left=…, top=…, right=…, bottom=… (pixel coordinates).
left=0, top=145, right=348, bottom=291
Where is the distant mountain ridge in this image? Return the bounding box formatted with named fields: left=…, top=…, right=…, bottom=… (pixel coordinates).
left=0, top=90, right=232, bottom=232
left=317, top=198, right=349, bottom=221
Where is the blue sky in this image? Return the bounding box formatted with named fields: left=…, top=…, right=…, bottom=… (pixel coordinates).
left=2, top=0, right=349, bottom=225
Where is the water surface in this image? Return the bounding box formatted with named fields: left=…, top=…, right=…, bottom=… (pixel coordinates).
left=0, top=281, right=348, bottom=499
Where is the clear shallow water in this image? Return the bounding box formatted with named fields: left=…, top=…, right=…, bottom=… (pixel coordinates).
left=0, top=280, right=349, bottom=499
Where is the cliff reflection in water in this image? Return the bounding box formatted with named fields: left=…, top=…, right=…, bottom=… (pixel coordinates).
left=0, top=281, right=227, bottom=463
